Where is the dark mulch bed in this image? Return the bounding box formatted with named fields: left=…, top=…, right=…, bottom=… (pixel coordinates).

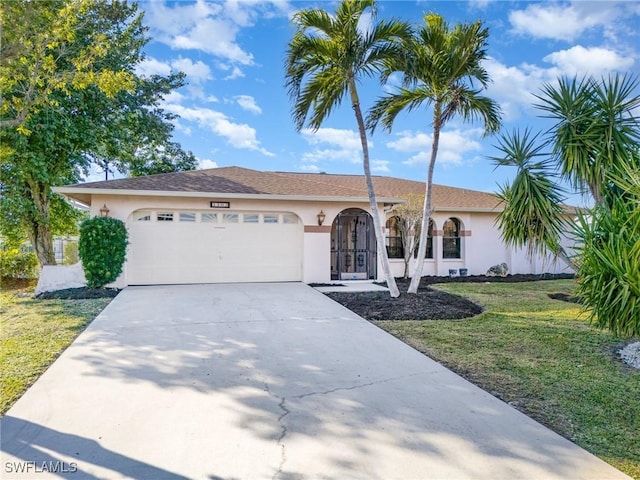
left=36, top=288, right=121, bottom=300
left=547, top=292, right=581, bottom=304
left=395, top=273, right=575, bottom=285
left=328, top=288, right=483, bottom=321
left=327, top=274, right=575, bottom=321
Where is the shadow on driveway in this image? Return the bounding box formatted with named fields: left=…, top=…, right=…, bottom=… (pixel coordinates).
left=1, top=284, right=631, bottom=479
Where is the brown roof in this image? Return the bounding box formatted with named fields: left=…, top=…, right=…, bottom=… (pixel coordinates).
left=58, top=166, right=503, bottom=211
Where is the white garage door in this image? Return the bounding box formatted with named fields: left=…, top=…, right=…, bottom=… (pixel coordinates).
left=126, top=209, right=303, bottom=285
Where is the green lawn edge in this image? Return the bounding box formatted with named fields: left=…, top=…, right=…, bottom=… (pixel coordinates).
left=373, top=280, right=639, bottom=479
left=0, top=281, right=112, bottom=415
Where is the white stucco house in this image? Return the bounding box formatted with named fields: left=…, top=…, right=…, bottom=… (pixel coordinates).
left=54, top=166, right=573, bottom=288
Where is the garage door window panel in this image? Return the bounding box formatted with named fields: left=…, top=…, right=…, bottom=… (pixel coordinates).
left=223, top=213, right=239, bottom=223
left=201, top=213, right=218, bottom=223
left=157, top=212, right=174, bottom=222
left=179, top=212, right=196, bottom=222
left=243, top=214, right=259, bottom=223
left=264, top=214, right=279, bottom=224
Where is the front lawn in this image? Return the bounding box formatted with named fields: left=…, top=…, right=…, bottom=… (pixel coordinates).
left=0, top=279, right=112, bottom=415
left=371, top=280, right=639, bottom=479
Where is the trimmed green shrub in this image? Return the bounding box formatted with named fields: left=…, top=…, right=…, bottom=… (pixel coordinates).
left=0, top=248, right=39, bottom=279
left=78, top=217, right=128, bottom=288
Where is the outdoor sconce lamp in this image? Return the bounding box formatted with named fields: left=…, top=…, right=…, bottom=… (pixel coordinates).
left=317, top=210, right=326, bottom=226
left=99, top=204, right=110, bottom=217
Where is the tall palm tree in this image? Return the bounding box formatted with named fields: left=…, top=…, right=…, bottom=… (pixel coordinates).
left=285, top=0, right=411, bottom=297
left=367, top=13, right=501, bottom=294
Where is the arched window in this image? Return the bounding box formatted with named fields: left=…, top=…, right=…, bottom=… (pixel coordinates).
left=413, top=219, right=434, bottom=259
left=443, top=218, right=461, bottom=259
left=385, top=216, right=403, bottom=258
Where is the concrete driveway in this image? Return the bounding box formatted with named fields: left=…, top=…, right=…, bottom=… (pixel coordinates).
left=1, top=283, right=630, bottom=480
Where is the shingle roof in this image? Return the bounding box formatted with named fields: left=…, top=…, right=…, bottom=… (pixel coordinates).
left=59, top=166, right=503, bottom=211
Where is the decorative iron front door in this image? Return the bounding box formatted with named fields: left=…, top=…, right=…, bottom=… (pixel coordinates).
left=330, top=208, right=377, bottom=280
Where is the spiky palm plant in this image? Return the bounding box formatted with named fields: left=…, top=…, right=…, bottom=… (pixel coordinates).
left=492, top=129, right=577, bottom=271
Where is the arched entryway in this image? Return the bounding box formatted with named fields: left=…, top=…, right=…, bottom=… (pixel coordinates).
left=330, top=208, right=377, bottom=280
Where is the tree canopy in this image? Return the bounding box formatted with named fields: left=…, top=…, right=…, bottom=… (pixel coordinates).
left=0, top=0, right=195, bottom=265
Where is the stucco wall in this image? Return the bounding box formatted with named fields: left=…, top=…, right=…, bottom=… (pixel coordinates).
left=86, top=193, right=574, bottom=287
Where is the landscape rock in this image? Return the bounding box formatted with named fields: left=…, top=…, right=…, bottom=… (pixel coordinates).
left=486, top=262, right=509, bottom=277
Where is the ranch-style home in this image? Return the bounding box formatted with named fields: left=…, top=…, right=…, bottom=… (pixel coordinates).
left=55, top=166, right=573, bottom=288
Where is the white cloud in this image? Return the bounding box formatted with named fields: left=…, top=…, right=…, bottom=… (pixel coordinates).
left=163, top=91, right=187, bottom=105
left=299, top=128, right=370, bottom=169
left=301, top=148, right=360, bottom=165
left=300, top=163, right=321, bottom=173
left=198, top=159, right=219, bottom=170
left=543, top=45, right=634, bottom=76
left=143, top=1, right=253, bottom=65
left=225, top=67, right=245, bottom=80
left=235, top=95, right=262, bottom=114
left=165, top=104, right=274, bottom=156
left=143, top=1, right=292, bottom=69
left=171, top=58, right=213, bottom=84
left=508, top=2, right=621, bottom=41
left=483, top=57, right=556, bottom=120
left=372, top=160, right=390, bottom=173
left=302, top=128, right=370, bottom=150
left=387, top=129, right=483, bottom=166
left=136, top=57, right=172, bottom=77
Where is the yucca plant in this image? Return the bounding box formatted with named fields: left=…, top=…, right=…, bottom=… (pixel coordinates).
left=492, top=129, right=576, bottom=270
left=574, top=163, right=640, bottom=337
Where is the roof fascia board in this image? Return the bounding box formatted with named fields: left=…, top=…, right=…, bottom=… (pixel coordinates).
left=53, top=186, right=400, bottom=204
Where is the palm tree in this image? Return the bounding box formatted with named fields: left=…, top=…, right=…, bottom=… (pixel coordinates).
left=491, top=129, right=577, bottom=272
left=367, top=13, right=501, bottom=294
left=285, top=0, right=411, bottom=298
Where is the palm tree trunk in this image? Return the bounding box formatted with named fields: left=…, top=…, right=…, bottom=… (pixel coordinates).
left=349, top=79, right=400, bottom=297
left=408, top=107, right=441, bottom=294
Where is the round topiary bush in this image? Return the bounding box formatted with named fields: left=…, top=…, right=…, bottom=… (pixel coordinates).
left=78, top=216, right=128, bottom=288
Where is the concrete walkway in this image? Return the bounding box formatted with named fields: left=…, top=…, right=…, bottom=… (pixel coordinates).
left=1, top=283, right=630, bottom=480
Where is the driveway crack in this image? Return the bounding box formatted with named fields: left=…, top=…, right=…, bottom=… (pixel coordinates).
left=293, top=372, right=428, bottom=400
left=273, top=396, right=290, bottom=480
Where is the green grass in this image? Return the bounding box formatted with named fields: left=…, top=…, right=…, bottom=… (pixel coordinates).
left=374, top=280, right=640, bottom=479
left=0, top=279, right=112, bottom=415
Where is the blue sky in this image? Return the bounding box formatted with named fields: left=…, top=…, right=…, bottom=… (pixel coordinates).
left=110, top=1, right=639, bottom=205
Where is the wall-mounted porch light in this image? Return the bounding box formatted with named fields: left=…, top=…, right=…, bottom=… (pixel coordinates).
left=99, top=204, right=110, bottom=217
left=317, top=210, right=326, bottom=226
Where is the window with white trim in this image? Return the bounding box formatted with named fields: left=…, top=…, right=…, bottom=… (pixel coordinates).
left=157, top=212, right=174, bottom=222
